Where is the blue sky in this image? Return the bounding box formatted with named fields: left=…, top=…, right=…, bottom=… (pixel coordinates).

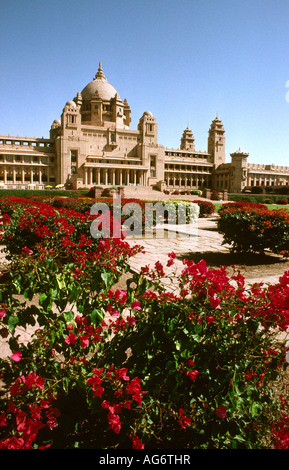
left=1, top=0, right=289, bottom=165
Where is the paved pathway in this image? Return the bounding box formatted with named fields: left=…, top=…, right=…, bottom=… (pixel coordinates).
left=126, top=216, right=285, bottom=286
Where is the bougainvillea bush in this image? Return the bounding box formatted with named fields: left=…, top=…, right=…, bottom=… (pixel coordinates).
left=1, top=197, right=289, bottom=448
left=191, top=200, right=215, bottom=217
left=217, top=204, right=289, bottom=257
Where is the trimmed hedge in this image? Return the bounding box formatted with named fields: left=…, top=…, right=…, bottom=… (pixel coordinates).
left=229, top=193, right=289, bottom=204
left=217, top=204, right=289, bottom=256
left=0, top=189, right=90, bottom=198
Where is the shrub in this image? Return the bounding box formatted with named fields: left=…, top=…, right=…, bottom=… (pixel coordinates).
left=192, top=200, right=215, bottom=217
left=251, top=186, right=264, bottom=194
left=217, top=205, right=289, bottom=256
left=263, top=198, right=274, bottom=204
left=277, top=199, right=288, bottom=205
left=218, top=202, right=268, bottom=214
left=1, top=197, right=289, bottom=449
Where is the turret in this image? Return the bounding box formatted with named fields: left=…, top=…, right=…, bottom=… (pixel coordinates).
left=180, top=127, right=195, bottom=151
left=208, top=116, right=226, bottom=166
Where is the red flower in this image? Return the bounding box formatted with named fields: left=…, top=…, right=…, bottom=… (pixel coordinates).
left=64, top=332, right=78, bottom=345
left=167, top=251, right=176, bottom=267
left=107, top=411, right=121, bottom=434
left=178, top=408, right=192, bottom=429
left=115, top=368, right=130, bottom=381
left=206, top=315, right=215, bottom=324
left=0, top=412, right=7, bottom=427
left=130, top=434, right=145, bottom=449
left=186, top=370, right=199, bottom=380
left=210, top=296, right=221, bottom=309
left=126, top=377, right=145, bottom=406
left=216, top=405, right=227, bottom=418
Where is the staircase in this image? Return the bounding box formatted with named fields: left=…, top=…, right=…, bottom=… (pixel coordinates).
left=119, top=185, right=213, bottom=202
left=120, top=185, right=166, bottom=201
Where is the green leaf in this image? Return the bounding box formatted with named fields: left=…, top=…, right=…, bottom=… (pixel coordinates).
left=251, top=401, right=263, bottom=417
left=90, top=309, right=104, bottom=325
left=56, top=273, right=66, bottom=290
left=101, top=272, right=113, bottom=288
left=64, top=311, right=75, bottom=323
left=39, top=292, right=48, bottom=305
left=8, top=315, right=19, bottom=334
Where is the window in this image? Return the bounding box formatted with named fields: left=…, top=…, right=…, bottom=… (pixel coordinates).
left=71, top=150, right=77, bottom=163
left=68, top=115, right=76, bottom=124
left=111, top=133, right=115, bottom=143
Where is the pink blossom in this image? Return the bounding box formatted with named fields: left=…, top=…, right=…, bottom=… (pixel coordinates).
left=131, top=301, right=141, bottom=310
left=64, top=332, right=77, bottom=345
left=22, top=246, right=33, bottom=255
left=0, top=310, right=5, bottom=319
left=10, top=351, right=22, bottom=362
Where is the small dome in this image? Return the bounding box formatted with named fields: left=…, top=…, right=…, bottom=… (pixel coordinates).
left=143, top=110, right=153, bottom=117
left=65, top=100, right=76, bottom=108
left=81, top=62, right=119, bottom=102
left=51, top=119, right=61, bottom=129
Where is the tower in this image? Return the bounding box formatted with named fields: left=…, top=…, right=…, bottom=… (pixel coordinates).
left=208, top=116, right=225, bottom=166
left=180, top=127, right=195, bottom=151
left=230, top=148, right=249, bottom=193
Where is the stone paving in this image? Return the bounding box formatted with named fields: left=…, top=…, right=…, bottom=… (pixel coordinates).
left=125, top=216, right=285, bottom=286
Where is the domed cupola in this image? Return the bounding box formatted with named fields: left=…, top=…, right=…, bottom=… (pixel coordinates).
left=81, top=62, right=119, bottom=102
left=80, top=62, right=131, bottom=128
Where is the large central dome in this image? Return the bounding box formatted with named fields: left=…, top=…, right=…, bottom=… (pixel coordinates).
left=81, top=62, right=119, bottom=101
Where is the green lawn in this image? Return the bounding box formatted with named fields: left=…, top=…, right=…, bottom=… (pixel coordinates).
left=213, top=202, right=289, bottom=213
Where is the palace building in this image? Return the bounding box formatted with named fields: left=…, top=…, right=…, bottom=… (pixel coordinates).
left=1, top=62, right=288, bottom=194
